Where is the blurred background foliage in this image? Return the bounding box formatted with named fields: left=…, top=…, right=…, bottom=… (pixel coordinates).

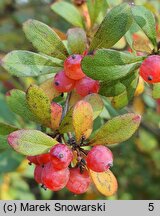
left=0, top=0, right=160, bottom=200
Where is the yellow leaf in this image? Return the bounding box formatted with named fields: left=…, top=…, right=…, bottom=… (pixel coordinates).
left=133, top=97, right=145, bottom=115
left=73, top=100, right=93, bottom=141
left=134, top=77, right=144, bottom=96
left=40, top=78, right=60, bottom=101
left=26, top=85, right=51, bottom=127
left=89, top=169, right=118, bottom=197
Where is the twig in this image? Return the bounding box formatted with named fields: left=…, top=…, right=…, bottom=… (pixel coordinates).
left=61, top=92, right=72, bottom=121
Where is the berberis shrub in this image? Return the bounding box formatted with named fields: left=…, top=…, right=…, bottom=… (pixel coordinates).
left=1, top=0, right=160, bottom=196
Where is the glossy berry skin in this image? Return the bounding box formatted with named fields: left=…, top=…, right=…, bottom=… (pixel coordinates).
left=42, top=162, right=70, bottom=191
left=54, top=70, right=75, bottom=92
left=64, top=55, right=85, bottom=80
left=50, top=144, right=73, bottom=170
left=86, top=145, right=113, bottom=172
left=66, top=168, right=91, bottom=194
left=75, top=76, right=100, bottom=96
left=140, top=55, right=160, bottom=83
left=27, top=156, right=39, bottom=165
left=34, top=165, right=43, bottom=184
left=37, top=153, right=51, bottom=165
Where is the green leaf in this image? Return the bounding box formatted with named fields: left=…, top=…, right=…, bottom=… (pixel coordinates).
left=0, top=135, right=10, bottom=152
left=0, top=93, right=17, bottom=125
left=89, top=3, right=133, bottom=50
left=0, top=122, right=18, bottom=135
left=84, top=94, right=104, bottom=119
left=112, top=71, right=139, bottom=109
left=23, top=19, right=68, bottom=60
left=51, top=1, right=84, bottom=28
left=89, top=113, right=141, bottom=145
left=87, top=0, right=109, bottom=26
left=6, top=89, right=38, bottom=122
left=82, top=49, right=144, bottom=81
left=73, top=100, right=93, bottom=141
left=0, top=149, right=24, bottom=173
left=100, top=81, right=126, bottom=97
left=26, top=85, right=51, bottom=127
left=131, top=5, right=157, bottom=49
left=8, top=129, right=57, bottom=156
left=1, top=51, right=63, bottom=77
left=67, top=28, right=87, bottom=54
left=152, top=83, right=160, bottom=99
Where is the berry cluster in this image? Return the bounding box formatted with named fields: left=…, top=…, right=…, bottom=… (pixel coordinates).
left=54, top=54, right=100, bottom=97
left=27, top=143, right=113, bottom=194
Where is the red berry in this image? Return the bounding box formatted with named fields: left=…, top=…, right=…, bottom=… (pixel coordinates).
left=37, top=153, right=51, bottom=165
left=50, top=144, right=73, bottom=170
left=27, top=156, right=39, bottom=165
left=42, top=162, right=69, bottom=191
left=34, top=165, right=43, bottom=184
left=86, top=145, right=113, bottom=172
left=140, top=55, right=160, bottom=83
left=54, top=70, right=75, bottom=92
left=75, top=76, right=100, bottom=96
left=64, top=54, right=85, bottom=80
left=66, top=168, right=91, bottom=194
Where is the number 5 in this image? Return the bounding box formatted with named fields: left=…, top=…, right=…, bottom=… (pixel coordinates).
left=148, top=203, right=154, bottom=211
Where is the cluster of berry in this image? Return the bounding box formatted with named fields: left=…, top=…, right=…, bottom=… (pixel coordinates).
left=27, top=144, right=113, bottom=194
left=54, top=54, right=100, bottom=96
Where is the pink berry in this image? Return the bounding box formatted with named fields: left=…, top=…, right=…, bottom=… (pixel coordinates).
left=50, top=144, right=73, bottom=170
left=42, top=162, right=70, bottom=191
left=140, top=55, right=160, bottom=83
left=86, top=145, right=113, bottom=172
left=66, top=168, right=91, bottom=194
left=34, top=165, right=43, bottom=184
left=64, top=54, right=85, bottom=80
left=75, top=76, right=100, bottom=96
left=37, top=153, right=51, bottom=165
left=27, top=156, right=39, bottom=165
left=54, top=70, right=75, bottom=92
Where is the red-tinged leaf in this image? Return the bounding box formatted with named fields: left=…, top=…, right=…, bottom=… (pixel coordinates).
left=40, top=78, right=61, bottom=101
left=8, top=129, right=57, bottom=156
left=89, top=113, right=141, bottom=145
left=89, top=169, right=118, bottom=196
left=73, top=100, right=93, bottom=142
left=51, top=102, right=62, bottom=130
